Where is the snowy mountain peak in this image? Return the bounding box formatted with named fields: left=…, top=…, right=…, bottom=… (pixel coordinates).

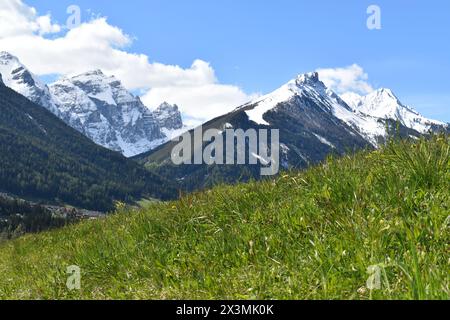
left=158, top=101, right=179, bottom=111
left=153, top=102, right=183, bottom=131
left=296, top=71, right=320, bottom=85
left=378, top=87, right=395, bottom=96
left=340, top=92, right=363, bottom=110
left=0, top=52, right=37, bottom=88
left=357, top=88, right=404, bottom=117
left=243, top=71, right=338, bottom=125
left=242, top=70, right=445, bottom=148
left=341, top=88, right=447, bottom=134
left=0, top=51, right=18, bottom=62
left=49, top=70, right=168, bottom=156
left=66, top=70, right=136, bottom=106
left=71, top=69, right=108, bottom=81
left=48, top=69, right=187, bottom=156
left=81, top=69, right=105, bottom=76
left=0, top=53, right=185, bottom=157
left=0, top=52, right=60, bottom=115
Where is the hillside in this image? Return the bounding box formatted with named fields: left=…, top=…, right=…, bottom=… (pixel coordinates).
left=0, top=135, right=448, bottom=300
left=0, top=81, right=177, bottom=211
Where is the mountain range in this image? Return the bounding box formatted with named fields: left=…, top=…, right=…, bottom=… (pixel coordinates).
left=2, top=51, right=447, bottom=160
left=135, top=72, right=448, bottom=190
left=0, top=50, right=448, bottom=198
left=0, top=52, right=185, bottom=157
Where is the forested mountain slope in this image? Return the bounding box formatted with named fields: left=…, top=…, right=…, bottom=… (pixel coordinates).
left=0, top=81, right=176, bottom=211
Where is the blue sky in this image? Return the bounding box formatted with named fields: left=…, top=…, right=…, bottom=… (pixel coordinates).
left=20, top=0, right=450, bottom=121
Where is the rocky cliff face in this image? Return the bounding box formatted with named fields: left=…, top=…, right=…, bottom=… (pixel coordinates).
left=153, top=102, right=183, bottom=130
left=49, top=70, right=167, bottom=157
left=0, top=52, right=185, bottom=157
left=0, top=52, right=60, bottom=116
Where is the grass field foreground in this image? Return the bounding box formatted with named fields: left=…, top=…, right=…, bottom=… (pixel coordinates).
left=0, top=135, right=448, bottom=299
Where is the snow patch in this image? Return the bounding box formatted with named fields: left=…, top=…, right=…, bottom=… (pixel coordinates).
left=313, top=133, right=335, bottom=148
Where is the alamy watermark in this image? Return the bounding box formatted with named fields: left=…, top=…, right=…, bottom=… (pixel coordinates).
left=66, top=265, right=81, bottom=290
left=366, top=263, right=392, bottom=292
left=366, top=264, right=382, bottom=290
left=367, top=5, right=382, bottom=30
left=66, top=5, right=81, bottom=29
left=171, top=126, right=280, bottom=176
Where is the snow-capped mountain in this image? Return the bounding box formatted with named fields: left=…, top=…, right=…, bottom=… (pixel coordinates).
left=241, top=72, right=389, bottom=146
left=0, top=52, right=60, bottom=116
left=154, top=102, right=183, bottom=130
left=138, top=70, right=448, bottom=190
left=152, top=102, right=191, bottom=141
left=243, top=72, right=447, bottom=146
left=341, top=89, right=447, bottom=134
left=49, top=70, right=168, bottom=157
left=137, top=71, right=374, bottom=189
left=1, top=50, right=446, bottom=159
left=0, top=52, right=185, bottom=157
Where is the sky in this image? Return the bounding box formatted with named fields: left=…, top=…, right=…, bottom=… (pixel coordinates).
left=1, top=0, right=449, bottom=123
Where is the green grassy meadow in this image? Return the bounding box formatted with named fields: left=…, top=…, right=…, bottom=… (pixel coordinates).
left=0, top=136, right=448, bottom=300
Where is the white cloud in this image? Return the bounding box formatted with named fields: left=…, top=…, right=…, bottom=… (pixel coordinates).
left=36, top=15, right=61, bottom=35
left=316, top=64, right=374, bottom=95
left=0, top=0, right=60, bottom=37
left=0, top=0, right=253, bottom=123
left=143, top=82, right=258, bottom=124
